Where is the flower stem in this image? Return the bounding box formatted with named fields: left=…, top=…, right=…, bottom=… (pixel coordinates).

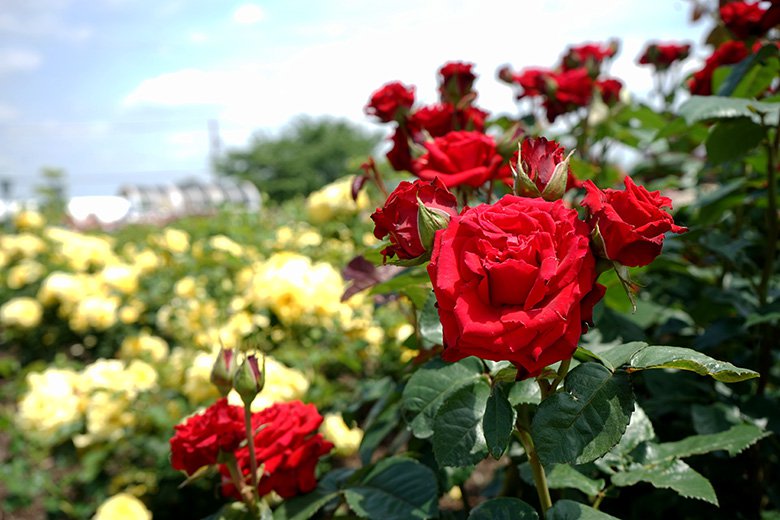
left=224, top=452, right=256, bottom=507
left=549, top=358, right=571, bottom=394
left=244, top=404, right=260, bottom=502
left=516, top=427, right=552, bottom=513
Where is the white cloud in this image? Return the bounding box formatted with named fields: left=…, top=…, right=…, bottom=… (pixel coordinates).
left=232, top=4, right=266, bottom=25
left=0, top=48, right=43, bottom=73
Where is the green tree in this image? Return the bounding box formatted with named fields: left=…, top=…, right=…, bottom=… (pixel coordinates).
left=34, top=166, right=68, bottom=223
left=215, top=117, right=381, bottom=201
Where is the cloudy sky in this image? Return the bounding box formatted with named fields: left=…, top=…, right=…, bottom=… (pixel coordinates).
left=0, top=0, right=707, bottom=199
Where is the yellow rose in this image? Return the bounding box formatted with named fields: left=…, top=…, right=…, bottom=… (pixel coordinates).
left=93, top=493, right=151, bottom=520
left=6, top=260, right=45, bottom=289
left=14, top=210, right=45, bottom=230
left=0, top=297, right=43, bottom=328
left=119, top=334, right=168, bottom=363
left=16, top=368, right=83, bottom=443
left=306, top=176, right=369, bottom=224
left=100, top=264, right=139, bottom=294
left=322, top=413, right=363, bottom=457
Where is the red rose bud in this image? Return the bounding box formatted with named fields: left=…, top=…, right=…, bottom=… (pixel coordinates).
left=233, top=353, right=265, bottom=406
left=638, top=42, right=691, bottom=70
left=210, top=347, right=237, bottom=397
left=371, top=177, right=458, bottom=263
left=511, top=137, right=576, bottom=200
left=365, top=81, right=415, bottom=123
left=581, top=176, right=687, bottom=267
left=596, top=78, right=623, bottom=106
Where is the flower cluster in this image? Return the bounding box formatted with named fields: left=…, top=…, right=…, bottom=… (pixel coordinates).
left=499, top=41, right=623, bottom=122
left=369, top=128, right=686, bottom=377
left=637, top=42, right=691, bottom=71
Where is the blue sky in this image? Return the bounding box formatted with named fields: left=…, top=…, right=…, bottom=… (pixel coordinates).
left=0, top=0, right=707, bottom=199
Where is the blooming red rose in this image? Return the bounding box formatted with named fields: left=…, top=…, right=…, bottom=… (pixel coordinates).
left=721, top=1, right=767, bottom=40
left=596, top=78, right=623, bottom=106
left=428, top=196, right=604, bottom=377
left=170, top=398, right=245, bottom=476
left=512, top=136, right=579, bottom=197
left=222, top=401, right=333, bottom=499
left=438, top=61, right=477, bottom=104
left=582, top=176, right=687, bottom=267
left=413, top=130, right=503, bottom=188
left=365, top=81, right=415, bottom=123
left=512, top=68, right=551, bottom=98
left=689, top=41, right=749, bottom=95
left=638, top=42, right=691, bottom=70
left=562, top=42, right=617, bottom=73
left=409, top=103, right=489, bottom=138
left=386, top=127, right=414, bottom=172
left=371, top=177, right=458, bottom=262
left=543, top=68, right=594, bottom=121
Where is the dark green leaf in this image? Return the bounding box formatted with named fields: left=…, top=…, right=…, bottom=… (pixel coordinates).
left=531, top=363, right=634, bottom=465
left=649, top=423, right=769, bottom=460
left=433, top=379, right=491, bottom=467
left=705, top=118, right=765, bottom=163
left=678, top=96, right=780, bottom=125
left=402, top=357, right=484, bottom=438
left=598, top=341, right=648, bottom=369
left=520, top=463, right=605, bottom=496
left=611, top=459, right=718, bottom=505
left=273, top=490, right=339, bottom=520
left=418, top=291, right=443, bottom=348
left=545, top=500, right=619, bottom=519
left=717, top=44, right=780, bottom=98
left=483, top=386, right=517, bottom=459
left=574, top=347, right=614, bottom=371
left=343, top=457, right=438, bottom=520
left=469, top=497, right=539, bottom=520
left=612, top=405, right=655, bottom=456
left=628, top=345, right=759, bottom=382
left=359, top=396, right=401, bottom=465
left=506, top=378, right=540, bottom=406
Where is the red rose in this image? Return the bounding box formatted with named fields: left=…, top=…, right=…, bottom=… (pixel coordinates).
left=512, top=136, right=579, bottom=197
left=365, top=81, right=415, bottom=123
left=596, top=78, right=623, bottom=106
left=581, top=176, right=687, bottom=267
left=170, top=398, right=245, bottom=476
left=413, top=131, right=503, bottom=188
left=689, top=41, right=749, bottom=95
left=386, top=127, right=414, bottom=172
left=562, top=42, right=617, bottom=74
left=512, top=68, right=551, bottom=98
left=222, top=401, right=333, bottom=499
left=428, top=196, right=603, bottom=377
left=721, top=1, right=767, bottom=40
left=638, top=42, right=691, bottom=70
left=371, top=177, right=458, bottom=262
left=438, top=61, right=477, bottom=104
left=543, top=68, right=594, bottom=121
left=409, top=103, right=489, bottom=138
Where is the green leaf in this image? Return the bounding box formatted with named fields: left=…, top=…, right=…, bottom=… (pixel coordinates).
left=611, top=459, right=718, bottom=505
left=272, top=490, right=339, bottom=520
left=469, top=497, right=539, bottom=520
left=718, top=44, right=780, bottom=98
left=433, top=379, right=491, bottom=467
left=343, top=457, right=438, bottom=520
left=627, top=345, right=759, bottom=382
left=545, top=500, right=620, bottom=519
left=508, top=378, right=541, bottom=406
left=483, top=386, right=517, bottom=459
left=418, top=291, right=443, bottom=348
left=612, top=405, right=655, bottom=455
left=532, top=363, right=634, bottom=465
left=520, top=464, right=605, bottom=496
left=649, top=423, right=769, bottom=461
left=573, top=347, right=614, bottom=371
left=678, top=96, right=780, bottom=126
left=705, top=118, right=765, bottom=163
left=598, top=342, right=647, bottom=370
left=369, top=268, right=430, bottom=309
left=359, top=396, right=401, bottom=465
left=402, top=357, right=484, bottom=438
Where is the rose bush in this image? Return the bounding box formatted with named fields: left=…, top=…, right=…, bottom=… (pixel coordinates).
left=427, top=195, right=604, bottom=377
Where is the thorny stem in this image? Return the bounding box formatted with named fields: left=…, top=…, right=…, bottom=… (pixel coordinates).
left=515, top=426, right=552, bottom=513
left=244, top=404, right=260, bottom=504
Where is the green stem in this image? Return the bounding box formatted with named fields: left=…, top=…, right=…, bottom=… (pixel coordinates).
left=549, top=358, right=571, bottom=394
left=224, top=452, right=256, bottom=508
left=516, top=427, right=553, bottom=514
left=758, top=124, right=779, bottom=396
left=244, top=404, right=260, bottom=502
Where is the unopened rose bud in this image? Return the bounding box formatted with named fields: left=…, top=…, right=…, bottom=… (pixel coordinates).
left=417, top=197, right=453, bottom=252
left=210, top=347, right=237, bottom=397
left=233, top=353, right=265, bottom=407
left=511, top=137, right=578, bottom=201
